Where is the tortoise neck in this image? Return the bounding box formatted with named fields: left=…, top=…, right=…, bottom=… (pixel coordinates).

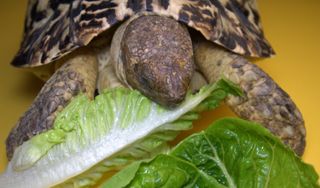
left=194, top=39, right=240, bottom=83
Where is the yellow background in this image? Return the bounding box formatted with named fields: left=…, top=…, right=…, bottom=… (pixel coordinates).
left=0, top=0, right=319, bottom=179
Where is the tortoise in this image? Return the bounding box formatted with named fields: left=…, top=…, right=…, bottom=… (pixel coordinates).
left=6, top=0, right=305, bottom=169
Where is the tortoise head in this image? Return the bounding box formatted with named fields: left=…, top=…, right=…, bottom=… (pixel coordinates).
left=110, top=14, right=194, bottom=107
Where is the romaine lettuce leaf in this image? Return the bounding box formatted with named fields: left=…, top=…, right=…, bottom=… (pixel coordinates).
left=0, top=79, right=241, bottom=188
left=104, top=155, right=227, bottom=188
left=103, top=118, right=319, bottom=188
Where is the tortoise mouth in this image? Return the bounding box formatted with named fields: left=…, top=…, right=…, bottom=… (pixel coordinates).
left=110, top=14, right=195, bottom=107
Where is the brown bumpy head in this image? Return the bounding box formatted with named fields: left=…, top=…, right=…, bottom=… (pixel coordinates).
left=111, top=15, right=194, bottom=107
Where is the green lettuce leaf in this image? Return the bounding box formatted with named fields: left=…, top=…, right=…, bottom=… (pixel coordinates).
left=104, top=155, right=226, bottom=188
left=0, top=79, right=240, bottom=188
left=103, top=118, right=319, bottom=188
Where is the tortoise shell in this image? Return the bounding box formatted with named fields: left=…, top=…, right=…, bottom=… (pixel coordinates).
left=11, top=0, right=274, bottom=67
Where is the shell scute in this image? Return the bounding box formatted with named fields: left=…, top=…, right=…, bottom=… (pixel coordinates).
left=12, top=0, right=274, bottom=67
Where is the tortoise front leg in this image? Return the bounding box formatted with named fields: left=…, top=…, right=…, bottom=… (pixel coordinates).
left=6, top=50, right=98, bottom=160
left=194, top=40, right=305, bottom=156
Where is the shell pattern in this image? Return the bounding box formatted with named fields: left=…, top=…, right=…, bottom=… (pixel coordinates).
left=12, top=0, right=274, bottom=67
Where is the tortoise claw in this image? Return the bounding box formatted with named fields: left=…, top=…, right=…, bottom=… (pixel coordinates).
left=194, top=40, right=306, bottom=156
left=6, top=50, right=98, bottom=160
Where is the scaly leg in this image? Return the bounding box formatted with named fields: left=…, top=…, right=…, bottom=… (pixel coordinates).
left=6, top=50, right=98, bottom=160
left=194, top=40, right=305, bottom=156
